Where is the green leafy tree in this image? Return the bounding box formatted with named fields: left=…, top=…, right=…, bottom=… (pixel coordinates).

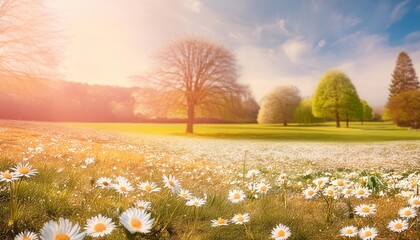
left=312, top=71, right=362, bottom=128
left=389, top=52, right=419, bottom=99
left=257, top=85, right=301, bottom=125
left=387, top=90, right=420, bottom=129
left=359, top=99, right=373, bottom=124
left=294, top=98, right=324, bottom=125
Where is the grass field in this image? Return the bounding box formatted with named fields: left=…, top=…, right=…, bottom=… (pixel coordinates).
left=0, top=120, right=419, bottom=239
left=66, top=121, right=420, bottom=142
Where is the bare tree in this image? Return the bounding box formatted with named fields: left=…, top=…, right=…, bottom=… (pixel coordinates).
left=0, top=0, right=58, bottom=80
left=137, top=37, right=246, bottom=133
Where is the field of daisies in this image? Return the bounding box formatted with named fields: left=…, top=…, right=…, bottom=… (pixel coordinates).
left=0, top=121, right=419, bottom=240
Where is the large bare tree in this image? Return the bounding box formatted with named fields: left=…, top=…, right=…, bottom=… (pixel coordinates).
left=0, top=0, right=58, bottom=80
left=139, top=37, right=246, bottom=133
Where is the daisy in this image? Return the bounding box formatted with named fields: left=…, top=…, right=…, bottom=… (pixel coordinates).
left=84, top=214, right=115, bottom=237
left=313, top=177, right=329, bottom=188
left=408, top=195, right=420, bottom=208
left=11, top=163, right=38, bottom=178
left=162, top=174, right=181, bottom=192
left=387, top=219, right=408, bottom=233
left=256, top=182, right=271, bottom=194
left=353, top=187, right=371, bottom=199
left=14, top=230, right=38, bottom=240
left=331, top=179, right=347, bottom=188
left=186, top=197, right=206, bottom=208
left=246, top=169, right=260, bottom=178
left=40, top=218, right=86, bottom=240
left=271, top=223, right=291, bottom=240
left=303, top=187, right=317, bottom=199
left=211, top=217, right=229, bottom=227
left=398, top=206, right=417, bottom=219
left=135, top=200, right=152, bottom=211
left=339, top=226, right=358, bottom=237
left=138, top=181, right=161, bottom=194
left=0, top=170, right=19, bottom=182
left=277, top=174, right=288, bottom=184
left=228, top=189, right=246, bottom=203
left=96, top=177, right=113, bottom=189
left=119, top=207, right=154, bottom=234
left=354, top=204, right=376, bottom=217
left=358, top=226, right=378, bottom=240
left=178, top=189, right=192, bottom=200
left=231, top=213, right=250, bottom=225
left=85, top=157, right=95, bottom=165
left=112, top=177, right=134, bottom=195
left=342, top=187, right=354, bottom=198
left=323, top=186, right=337, bottom=198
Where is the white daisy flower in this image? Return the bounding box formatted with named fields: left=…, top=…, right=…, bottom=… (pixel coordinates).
left=323, top=186, right=337, bottom=198
left=210, top=217, right=229, bottom=227
left=186, top=197, right=206, bottom=208
left=339, top=225, right=358, bottom=237
left=138, top=181, right=161, bottom=193
left=14, top=230, right=38, bottom=240
left=85, top=157, right=95, bottom=165
left=84, top=214, right=115, bottom=237
left=178, top=189, right=192, bottom=200
left=0, top=170, right=19, bottom=182
left=313, top=177, right=329, bottom=188
left=387, top=219, right=408, bottom=233
left=353, top=186, right=371, bottom=199
left=358, top=226, right=378, bottom=240
left=228, top=189, right=246, bottom=203
left=256, top=182, right=271, bottom=194
left=119, top=207, right=154, bottom=234
left=303, top=187, right=317, bottom=199
left=246, top=169, right=261, bottom=178
left=277, top=174, right=288, bottom=184
left=162, top=174, right=181, bottom=192
left=231, top=213, right=250, bottom=225
left=135, top=200, right=152, bottom=211
left=398, top=206, right=417, bottom=219
left=331, top=179, right=347, bottom=188
left=96, top=177, right=113, bottom=189
left=408, top=195, right=420, bottom=208
left=271, top=223, right=291, bottom=240
left=40, top=218, right=86, bottom=240
left=342, top=187, right=354, bottom=198
left=354, top=204, right=376, bottom=217
left=11, top=163, right=38, bottom=178
left=112, top=177, right=134, bottom=195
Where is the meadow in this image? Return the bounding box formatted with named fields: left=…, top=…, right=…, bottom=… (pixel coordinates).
left=0, top=120, right=419, bottom=240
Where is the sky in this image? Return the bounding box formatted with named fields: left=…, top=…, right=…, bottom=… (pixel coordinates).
left=50, top=0, right=420, bottom=109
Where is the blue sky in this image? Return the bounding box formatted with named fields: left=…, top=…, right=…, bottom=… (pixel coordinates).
left=53, top=0, right=420, bottom=108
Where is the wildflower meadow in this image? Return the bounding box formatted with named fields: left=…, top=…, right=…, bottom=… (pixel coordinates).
left=0, top=121, right=419, bottom=239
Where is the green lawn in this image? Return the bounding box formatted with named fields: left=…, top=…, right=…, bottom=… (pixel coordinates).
left=64, top=121, right=420, bottom=142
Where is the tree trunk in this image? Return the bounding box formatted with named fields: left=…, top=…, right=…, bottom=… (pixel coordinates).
left=186, top=102, right=195, bottom=134
left=346, top=113, right=349, bottom=128
left=361, top=119, right=364, bottom=125
left=335, top=109, right=341, bottom=128
left=283, top=120, right=288, bottom=126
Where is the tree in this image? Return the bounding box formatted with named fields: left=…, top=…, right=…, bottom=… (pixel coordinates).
left=294, top=98, right=324, bottom=125
left=257, top=85, right=301, bottom=125
left=0, top=0, right=58, bottom=79
left=137, top=37, right=246, bottom=133
left=359, top=99, right=373, bottom=124
left=389, top=52, right=420, bottom=99
left=312, top=71, right=362, bottom=128
left=387, top=90, right=420, bottom=129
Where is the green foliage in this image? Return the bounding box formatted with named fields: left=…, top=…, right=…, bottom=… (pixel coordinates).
left=387, top=90, right=420, bottom=128
left=312, top=71, right=362, bottom=127
left=294, top=98, right=324, bottom=125
left=360, top=99, right=373, bottom=122
left=389, top=51, right=420, bottom=99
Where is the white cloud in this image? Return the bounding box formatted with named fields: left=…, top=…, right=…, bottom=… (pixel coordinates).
left=281, top=38, right=312, bottom=64
left=404, top=31, right=420, bottom=43
left=317, top=39, right=326, bottom=48
left=390, top=0, right=410, bottom=23
left=277, top=19, right=292, bottom=36
left=182, top=0, right=201, bottom=13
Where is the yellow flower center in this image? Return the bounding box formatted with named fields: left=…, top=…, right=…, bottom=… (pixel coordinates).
left=130, top=219, right=142, bottom=230
left=18, top=167, right=30, bottom=174
left=168, top=180, right=175, bottom=187
left=3, top=172, right=12, bottom=179
left=94, top=222, right=107, bottom=232
left=237, top=216, right=244, bottom=222
left=395, top=223, right=403, bottom=229
left=145, top=185, right=153, bottom=192
left=361, top=207, right=370, bottom=213
left=120, top=186, right=127, bottom=192
left=317, top=180, right=323, bottom=185
left=357, top=190, right=365, bottom=195
left=23, top=237, right=31, bottom=240
left=327, top=189, right=334, bottom=195
left=410, top=183, right=417, bottom=188
left=103, top=181, right=109, bottom=186
left=260, top=186, right=267, bottom=192
left=308, top=190, right=314, bottom=195
left=345, top=189, right=352, bottom=194
left=277, top=230, right=286, bottom=237
left=337, top=180, right=344, bottom=186
left=217, top=218, right=225, bottom=224
left=181, top=193, right=188, bottom=199
left=404, top=210, right=412, bottom=216
left=346, top=229, right=353, bottom=234
left=139, top=206, right=145, bottom=210
left=193, top=201, right=199, bottom=206
left=364, top=231, right=372, bottom=237
left=413, top=199, right=420, bottom=205
left=233, top=193, right=241, bottom=199
left=55, top=234, right=70, bottom=240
